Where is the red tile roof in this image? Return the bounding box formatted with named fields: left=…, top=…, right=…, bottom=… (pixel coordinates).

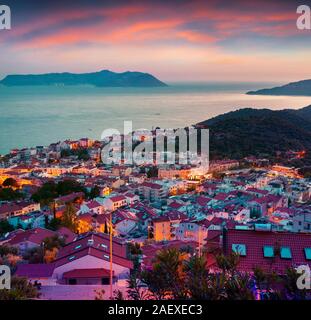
left=224, top=229, right=311, bottom=274
left=141, top=182, right=162, bottom=190
left=109, top=195, right=127, bottom=202
left=63, top=268, right=112, bottom=278
left=8, top=228, right=57, bottom=246
left=54, top=233, right=133, bottom=270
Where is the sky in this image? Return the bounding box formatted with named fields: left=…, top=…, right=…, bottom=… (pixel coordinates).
left=1, top=0, right=311, bottom=82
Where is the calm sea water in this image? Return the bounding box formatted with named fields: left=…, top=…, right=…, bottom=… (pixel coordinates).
left=1, top=82, right=311, bottom=155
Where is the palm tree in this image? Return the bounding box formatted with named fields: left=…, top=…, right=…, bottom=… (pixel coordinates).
left=141, top=248, right=188, bottom=299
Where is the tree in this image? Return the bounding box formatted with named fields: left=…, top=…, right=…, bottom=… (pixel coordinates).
left=0, top=219, right=14, bottom=236
left=0, top=188, right=24, bottom=201
left=44, top=247, right=59, bottom=263
left=0, top=276, right=40, bottom=300
left=61, top=203, right=78, bottom=232
left=43, top=235, right=65, bottom=251
left=127, top=273, right=149, bottom=300
left=89, top=185, right=100, bottom=199
left=184, top=254, right=211, bottom=299
left=141, top=248, right=188, bottom=299
left=45, top=217, right=62, bottom=231
left=23, top=247, right=44, bottom=264
left=2, top=178, right=19, bottom=188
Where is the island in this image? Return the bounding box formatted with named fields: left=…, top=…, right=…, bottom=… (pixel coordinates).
left=246, top=79, right=311, bottom=96
left=0, top=69, right=168, bottom=87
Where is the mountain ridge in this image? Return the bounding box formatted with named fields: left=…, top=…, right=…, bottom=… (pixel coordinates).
left=196, top=105, right=311, bottom=161
left=0, top=69, right=167, bottom=87
left=246, top=79, right=311, bottom=96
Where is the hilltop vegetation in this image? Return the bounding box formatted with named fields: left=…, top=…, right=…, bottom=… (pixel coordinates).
left=197, top=106, right=311, bottom=163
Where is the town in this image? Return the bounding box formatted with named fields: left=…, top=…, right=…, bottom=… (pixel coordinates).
left=0, top=134, right=311, bottom=300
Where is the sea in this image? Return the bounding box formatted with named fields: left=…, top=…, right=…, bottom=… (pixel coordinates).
left=1, top=82, right=311, bottom=155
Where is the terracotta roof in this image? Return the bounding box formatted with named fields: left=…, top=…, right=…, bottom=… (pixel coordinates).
left=141, top=182, right=162, bottom=190
left=63, top=268, right=112, bottom=278
left=55, top=192, right=84, bottom=203
left=86, top=200, right=102, bottom=209
left=109, top=195, right=127, bottom=202
left=224, top=229, right=311, bottom=274
left=8, top=228, right=56, bottom=246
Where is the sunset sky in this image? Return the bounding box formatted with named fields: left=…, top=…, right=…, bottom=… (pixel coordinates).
left=1, top=0, right=311, bottom=82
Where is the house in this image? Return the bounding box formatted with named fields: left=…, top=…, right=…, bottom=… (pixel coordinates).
left=55, top=192, right=85, bottom=208
left=222, top=228, right=311, bottom=274
left=139, top=182, right=168, bottom=203
left=52, top=233, right=133, bottom=284
left=8, top=211, right=47, bottom=229
left=150, top=211, right=187, bottom=241
left=124, top=192, right=140, bottom=205
left=293, top=210, right=311, bottom=233
left=103, top=195, right=127, bottom=212
left=7, top=227, right=57, bottom=254
left=79, top=200, right=104, bottom=215
left=176, top=219, right=209, bottom=243
left=0, top=201, right=40, bottom=219
left=112, top=209, right=139, bottom=236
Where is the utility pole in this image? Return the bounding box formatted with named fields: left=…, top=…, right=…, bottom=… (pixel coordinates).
left=109, top=211, right=113, bottom=299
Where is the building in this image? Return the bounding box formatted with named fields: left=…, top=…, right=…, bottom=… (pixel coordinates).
left=222, top=228, right=311, bottom=274
left=52, top=233, right=133, bottom=284
left=150, top=211, right=187, bottom=241
left=103, top=195, right=127, bottom=212
left=139, top=182, right=168, bottom=203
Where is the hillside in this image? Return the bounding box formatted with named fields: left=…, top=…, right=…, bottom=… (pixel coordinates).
left=197, top=106, right=311, bottom=160
left=0, top=70, right=167, bottom=87
left=246, top=79, right=311, bottom=96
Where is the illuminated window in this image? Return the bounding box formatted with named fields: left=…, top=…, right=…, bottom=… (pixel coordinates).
left=104, top=254, right=110, bottom=260
left=280, top=247, right=292, bottom=259
left=74, top=244, right=82, bottom=250
left=68, top=255, right=76, bottom=261
left=263, top=246, right=274, bottom=258
left=232, top=244, right=246, bottom=256
left=101, top=244, right=108, bottom=250
left=304, top=248, right=311, bottom=260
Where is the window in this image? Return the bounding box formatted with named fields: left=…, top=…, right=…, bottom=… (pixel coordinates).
left=101, top=244, right=108, bottom=250
left=104, top=254, right=110, bottom=260
left=263, top=246, right=274, bottom=258
left=68, top=255, right=76, bottom=261
left=87, top=239, right=94, bottom=246
left=280, top=247, right=292, bottom=259
left=304, top=248, right=311, bottom=260
left=232, top=244, right=246, bottom=256
left=75, top=244, right=82, bottom=250
left=68, top=279, right=77, bottom=285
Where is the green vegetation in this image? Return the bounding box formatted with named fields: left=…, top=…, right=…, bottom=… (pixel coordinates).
left=197, top=107, right=311, bottom=167
left=61, top=203, right=78, bottom=233
left=0, top=276, right=40, bottom=300
left=0, top=187, right=24, bottom=201
left=61, top=148, right=91, bottom=161
left=89, top=185, right=100, bottom=199
left=2, top=178, right=19, bottom=188
left=31, top=179, right=86, bottom=205
left=130, top=248, right=311, bottom=300
left=0, top=219, right=14, bottom=236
